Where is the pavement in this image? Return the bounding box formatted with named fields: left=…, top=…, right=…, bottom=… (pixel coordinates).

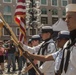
left=0, top=62, right=27, bottom=75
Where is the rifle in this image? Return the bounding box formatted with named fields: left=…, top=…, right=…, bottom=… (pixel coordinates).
left=0, top=13, right=43, bottom=75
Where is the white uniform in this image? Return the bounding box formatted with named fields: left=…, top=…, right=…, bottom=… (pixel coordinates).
left=23, top=39, right=56, bottom=75
left=62, top=42, right=76, bottom=75
left=38, top=39, right=56, bottom=75
left=52, top=48, right=63, bottom=73
left=62, top=4, right=76, bottom=75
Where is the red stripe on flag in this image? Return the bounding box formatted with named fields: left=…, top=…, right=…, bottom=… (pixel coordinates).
left=21, top=17, right=25, bottom=24
left=15, top=12, right=25, bottom=16
left=18, top=0, right=25, bottom=3
left=16, top=5, right=26, bottom=9
left=15, top=17, right=20, bottom=24
left=19, top=33, right=24, bottom=42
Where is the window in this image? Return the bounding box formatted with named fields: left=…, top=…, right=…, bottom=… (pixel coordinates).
left=3, top=28, right=9, bottom=36
left=3, top=0, right=12, bottom=3
left=16, top=27, right=19, bottom=36
left=52, top=17, right=58, bottom=24
left=4, top=6, right=11, bottom=13
left=52, top=9, right=58, bottom=15
left=41, top=17, right=48, bottom=24
left=41, top=8, right=47, bottom=14
left=51, top=0, right=58, bottom=6
left=30, top=29, right=36, bottom=35
left=72, top=0, right=76, bottom=3
left=62, top=9, right=66, bottom=16
left=4, top=15, right=12, bottom=23
left=62, top=0, right=68, bottom=6
left=41, top=0, right=47, bottom=4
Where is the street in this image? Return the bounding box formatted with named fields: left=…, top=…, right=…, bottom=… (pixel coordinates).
left=0, top=62, right=27, bottom=75
left=1, top=62, right=18, bottom=75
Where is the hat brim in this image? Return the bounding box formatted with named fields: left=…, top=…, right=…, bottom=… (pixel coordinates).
left=56, top=36, right=70, bottom=40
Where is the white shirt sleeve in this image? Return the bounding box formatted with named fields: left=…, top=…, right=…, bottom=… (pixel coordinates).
left=23, top=42, right=43, bottom=53
left=51, top=51, right=59, bottom=60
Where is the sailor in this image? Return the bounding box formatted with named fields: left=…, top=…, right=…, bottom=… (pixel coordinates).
left=23, top=26, right=57, bottom=75
left=61, top=4, right=76, bottom=75
left=21, top=35, right=41, bottom=75
left=28, top=35, right=41, bottom=75
left=54, top=31, right=70, bottom=75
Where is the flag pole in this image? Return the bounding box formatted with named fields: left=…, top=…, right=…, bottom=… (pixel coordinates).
left=0, top=19, right=3, bottom=38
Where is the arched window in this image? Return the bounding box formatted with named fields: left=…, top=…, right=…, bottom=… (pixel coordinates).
left=4, top=6, right=11, bottom=13
left=62, top=9, right=66, bottom=16
left=41, top=8, right=47, bottom=14
left=52, top=9, right=58, bottom=15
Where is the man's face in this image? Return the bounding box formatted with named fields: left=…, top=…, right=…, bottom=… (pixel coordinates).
left=41, top=32, right=51, bottom=40
left=65, top=12, right=76, bottom=31
left=57, top=38, right=67, bottom=48
left=31, top=40, right=39, bottom=46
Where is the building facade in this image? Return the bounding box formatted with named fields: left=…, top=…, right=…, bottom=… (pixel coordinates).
left=0, top=0, right=72, bottom=41
left=40, top=0, right=72, bottom=25
left=0, top=0, right=18, bottom=41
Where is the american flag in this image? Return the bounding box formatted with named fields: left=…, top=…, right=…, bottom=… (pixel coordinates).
left=14, top=0, right=26, bottom=44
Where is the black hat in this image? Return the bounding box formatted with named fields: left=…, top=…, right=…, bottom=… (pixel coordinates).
left=41, top=26, right=53, bottom=34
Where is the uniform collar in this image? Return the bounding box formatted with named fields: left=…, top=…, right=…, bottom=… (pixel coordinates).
left=45, top=39, right=54, bottom=44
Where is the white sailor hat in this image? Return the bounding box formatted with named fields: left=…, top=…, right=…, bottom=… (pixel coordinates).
left=56, top=31, right=70, bottom=40
left=66, top=4, right=76, bottom=12
left=41, top=26, right=53, bottom=34
left=31, top=35, right=41, bottom=41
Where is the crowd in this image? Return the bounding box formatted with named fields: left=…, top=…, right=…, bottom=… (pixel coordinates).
left=0, top=3, right=76, bottom=75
